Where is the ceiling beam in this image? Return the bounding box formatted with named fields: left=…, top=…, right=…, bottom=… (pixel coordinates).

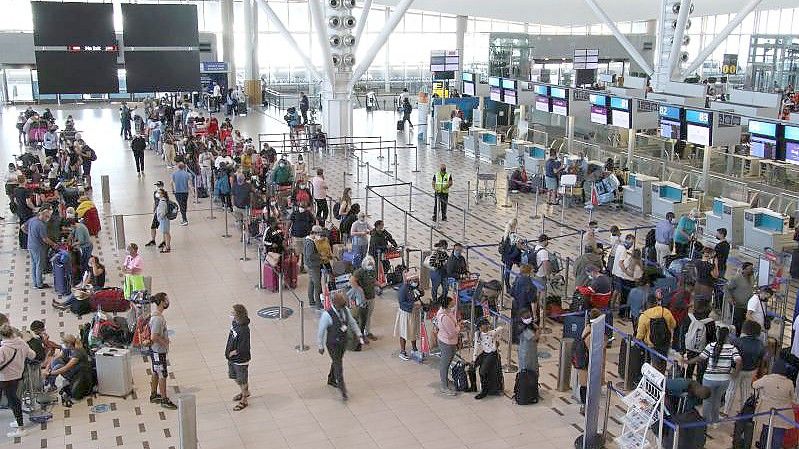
left=353, top=0, right=373, bottom=53
left=309, top=0, right=336, bottom=83
left=583, top=0, right=654, bottom=75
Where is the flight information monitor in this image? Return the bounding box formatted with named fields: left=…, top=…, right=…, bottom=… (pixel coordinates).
left=32, top=1, right=119, bottom=93
left=784, top=125, right=799, bottom=165
left=589, top=94, right=608, bottom=125
left=659, top=105, right=682, bottom=140
left=748, top=120, right=778, bottom=159
left=684, top=109, right=712, bottom=147
left=550, top=87, right=568, bottom=116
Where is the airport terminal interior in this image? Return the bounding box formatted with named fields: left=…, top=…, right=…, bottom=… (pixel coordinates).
left=3, top=1, right=799, bottom=449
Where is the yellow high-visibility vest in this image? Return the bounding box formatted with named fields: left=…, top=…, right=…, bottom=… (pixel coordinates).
left=434, top=172, right=451, bottom=194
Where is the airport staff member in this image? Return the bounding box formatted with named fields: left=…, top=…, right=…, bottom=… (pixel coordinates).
left=431, top=164, right=452, bottom=222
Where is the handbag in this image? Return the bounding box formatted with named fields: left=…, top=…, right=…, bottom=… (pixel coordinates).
left=760, top=300, right=771, bottom=331
left=265, top=252, right=281, bottom=268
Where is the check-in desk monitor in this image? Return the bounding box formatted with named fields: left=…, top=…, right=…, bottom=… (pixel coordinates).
left=743, top=208, right=793, bottom=251
left=622, top=173, right=659, bottom=214
left=651, top=181, right=698, bottom=219
left=704, top=197, right=751, bottom=246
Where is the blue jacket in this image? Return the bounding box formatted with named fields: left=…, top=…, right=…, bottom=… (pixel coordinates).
left=502, top=245, right=522, bottom=267
left=510, top=275, right=537, bottom=311
left=397, top=282, right=415, bottom=313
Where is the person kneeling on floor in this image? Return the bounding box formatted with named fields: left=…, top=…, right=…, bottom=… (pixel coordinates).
left=473, top=318, right=504, bottom=399
left=43, top=334, right=93, bottom=406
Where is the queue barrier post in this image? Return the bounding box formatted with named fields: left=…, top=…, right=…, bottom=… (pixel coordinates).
left=502, top=172, right=512, bottom=208
left=503, top=320, right=517, bottom=373
left=532, top=188, right=541, bottom=220
left=671, top=423, right=680, bottom=449
left=359, top=142, right=365, bottom=167
left=412, top=146, right=420, bottom=173
left=366, top=161, right=371, bottom=187
left=295, top=293, right=309, bottom=352
left=206, top=171, right=216, bottom=220
left=257, top=246, right=263, bottom=289
left=557, top=337, right=573, bottom=392
left=356, top=156, right=362, bottom=184
left=766, top=409, right=776, bottom=449
left=240, top=210, right=250, bottom=261
left=408, top=183, right=414, bottom=212
left=380, top=196, right=385, bottom=221
left=222, top=206, right=231, bottom=238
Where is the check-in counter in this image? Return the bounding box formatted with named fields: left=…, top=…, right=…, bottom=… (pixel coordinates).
left=622, top=173, right=659, bottom=214
left=704, top=197, right=751, bottom=246
left=650, top=181, right=699, bottom=219
left=743, top=208, right=793, bottom=251
left=439, top=121, right=463, bottom=150
left=464, top=127, right=486, bottom=159
left=477, top=131, right=508, bottom=164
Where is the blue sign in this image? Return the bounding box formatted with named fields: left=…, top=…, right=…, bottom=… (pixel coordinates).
left=550, top=87, right=567, bottom=99
left=589, top=94, right=607, bottom=106
left=748, top=120, right=777, bottom=137
left=501, top=78, right=517, bottom=90
left=534, top=84, right=549, bottom=96
left=610, top=97, right=629, bottom=110
left=659, top=105, right=681, bottom=120
left=784, top=125, right=799, bottom=142
left=685, top=109, right=711, bottom=125
left=462, top=72, right=474, bottom=82
left=200, top=61, right=228, bottom=73
left=488, top=76, right=501, bottom=87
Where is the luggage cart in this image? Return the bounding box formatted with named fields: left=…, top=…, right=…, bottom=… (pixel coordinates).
left=474, top=169, right=498, bottom=204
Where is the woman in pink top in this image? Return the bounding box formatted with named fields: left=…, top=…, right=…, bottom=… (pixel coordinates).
left=436, top=295, right=461, bottom=396
left=122, top=243, right=143, bottom=275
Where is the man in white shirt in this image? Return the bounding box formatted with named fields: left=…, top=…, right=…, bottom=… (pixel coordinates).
left=212, top=82, right=222, bottom=112
left=611, top=234, right=636, bottom=316
left=310, top=168, right=329, bottom=224
left=746, top=286, right=773, bottom=342
left=397, top=88, right=409, bottom=111
left=214, top=154, right=234, bottom=170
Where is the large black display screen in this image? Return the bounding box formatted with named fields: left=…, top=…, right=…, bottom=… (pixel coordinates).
left=121, top=4, right=199, bottom=47
left=32, top=2, right=115, bottom=46
left=124, top=51, right=201, bottom=93
left=36, top=52, right=119, bottom=94
left=32, top=2, right=119, bottom=93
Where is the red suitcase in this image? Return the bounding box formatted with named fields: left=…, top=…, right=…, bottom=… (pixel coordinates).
left=282, top=251, right=299, bottom=289
left=90, top=287, right=130, bottom=313
left=262, top=263, right=279, bottom=292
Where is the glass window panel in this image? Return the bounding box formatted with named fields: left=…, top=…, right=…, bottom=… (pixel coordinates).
left=491, top=20, right=508, bottom=32
left=404, top=12, right=422, bottom=32
left=423, top=13, right=440, bottom=30
left=441, top=16, right=456, bottom=32
left=703, top=16, right=714, bottom=34
left=756, top=10, right=768, bottom=33
left=508, top=22, right=525, bottom=33
left=617, top=22, right=631, bottom=33
left=631, top=21, right=647, bottom=34
left=768, top=10, right=780, bottom=31
left=571, top=26, right=587, bottom=35
left=780, top=9, right=793, bottom=34
left=202, top=1, right=221, bottom=33
left=288, top=2, right=309, bottom=32
left=367, top=7, right=385, bottom=32
left=715, top=14, right=728, bottom=33
left=589, top=24, right=603, bottom=35
left=740, top=10, right=755, bottom=34
left=475, top=19, right=491, bottom=33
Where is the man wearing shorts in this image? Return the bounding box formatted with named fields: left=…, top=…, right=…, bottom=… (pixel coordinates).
left=149, top=292, right=177, bottom=409
left=544, top=149, right=563, bottom=205
left=145, top=181, right=167, bottom=249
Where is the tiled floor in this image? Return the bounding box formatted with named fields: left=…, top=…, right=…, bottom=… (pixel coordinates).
left=0, top=104, right=762, bottom=449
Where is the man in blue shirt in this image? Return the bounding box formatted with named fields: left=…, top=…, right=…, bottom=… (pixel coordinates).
left=544, top=150, right=563, bottom=205
left=23, top=207, right=57, bottom=289
left=654, top=212, right=675, bottom=268
left=170, top=162, right=193, bottom=226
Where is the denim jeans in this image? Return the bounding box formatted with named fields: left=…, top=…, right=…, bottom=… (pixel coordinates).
left=80, top=243, right=92, bottom=279
left=702, top=378, right=730, bottom=424
left=430, top=269, right=448, bottom=301
left=30, top=247, right=47, bottom=288
left=759, top=424, right=786, bottom=449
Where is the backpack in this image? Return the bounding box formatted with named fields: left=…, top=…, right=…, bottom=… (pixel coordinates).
left=572, top=337, right=589, bottom=369
left=498, top=237, right=511, bottom=258
left=332, top=201, right=341, bottom=220
left=273, top=161, right=291, bottom=185
left=522, top=247, right=544, bottom=271
left=648, top=309, right=671, bottom=349
left=166, top=200, right=178, bottom=220
left=451, top=361, right=469, bottom=391
left=684, top=313, right=714, bottom=352
left=513, top=370, right=539, bottom=405
left=549, top=252, right=561, bottom=273
left=295, top=188, right=311, bottom=205
left=329, top=226, right=341, bottom=245
left=132, top=314, right=152, bottom=349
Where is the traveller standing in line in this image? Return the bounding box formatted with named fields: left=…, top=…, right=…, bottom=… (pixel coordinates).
left=226, top=304, right=251, bottom=411
left=654, top=212, right=675, bottom=268
left=171, top=162, right=193, bottom=226
left=156, top=189, right=172, bottom=253
left=636, top=295, right=677, bottom=357
left=149, top=293, right=178, bottom=409
left=427, top=240, right=450, bottom=302
left=401, top=98, right=413, bottom=130
left=299, top=92, right=310, bottom=125
left=23, top=206, right=57, bottom=289
left=517, top=308, right=540, bottom=373
left=349, top=211, right=371, bottom=263
left=122, top=243, right=143, bottom=275
left=396, top=273, right=421, bottom=361
left=724, top=320, right=766, bottom=416
left=304, top=226, right=323, bottom=308
left=574, top=245, right=605, bottom=287
left=317, top=292, right=364, bottom=401
left=544, top=149, right=563, bottom=205
left=290, top=202, right=315, bottom=271
left=431, top=164, right=452, bottom=222
left=714, top=228, right=731, bottom=279
left=145, top=181, right=166, bottom=248
left=683, top=326, right=741, bottom=425
left=43, top=126, right=59, bottom=159
left=473, top=318, right=504, bottom=400
left=311, top=168, right=329, bottom=224
left=673, top=210, right=699, bottom=257
left=510, top=264, right=537, bottom=344
left=747, top=286, right=773, bottom=343
left=0, top=324, right=37, bottom=438
left=120, top=102, right=132, bottom=140
left=131, top=132, right=147, bottom=177
left=752, top=365, right=796, bottom=449
left=350, top=255, right=378, bottom=343
left=725, top=262, right=755, bottom=335
left=436, top=294, right=461, bottom=396
left=212, top=82, right=222, bottom=113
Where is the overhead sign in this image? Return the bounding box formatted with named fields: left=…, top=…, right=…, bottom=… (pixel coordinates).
left=722, top=54, right=738, bottom=75
left=200, top=61, right=228, bottom=72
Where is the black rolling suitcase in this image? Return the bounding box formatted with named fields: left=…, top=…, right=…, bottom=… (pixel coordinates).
left=661, top=409, right=707, bottom=449
left=618, top=338, right=644, bottom=387
left=732, top=394, right=758, bottom=449
left=396, top=120, right=404, bottom=131
left=237, top=101, right=248, bottom=115
left=513, top=370, right=539, bottom=405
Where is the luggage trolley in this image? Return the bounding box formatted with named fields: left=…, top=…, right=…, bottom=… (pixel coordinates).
left=474, top=168, right=498, bottom=204
left=21, top=361, right=56, bottom=423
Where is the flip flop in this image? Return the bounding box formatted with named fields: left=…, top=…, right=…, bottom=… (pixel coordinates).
left=233, top=402, right=247, bottom=411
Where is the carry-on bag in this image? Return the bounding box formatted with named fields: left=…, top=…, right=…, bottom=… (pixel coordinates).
left=90, top=287, right=130, bottom=313
left=51, top=250, right=72, bottom=296
left=262, top=263, right=279, bottom=292
left=282, top=251, right=299, bottom=289
left=396, top=120, right=404, bottom=131
left=513, top=369, right=539, bottom=405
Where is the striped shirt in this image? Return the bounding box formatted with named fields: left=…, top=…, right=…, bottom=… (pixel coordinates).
left=699, top=343, right=741, bottom=381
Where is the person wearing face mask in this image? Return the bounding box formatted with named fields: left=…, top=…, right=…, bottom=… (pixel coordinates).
left=349, top=211, right=372, bottom=265
left=611, top=234, right=637, bottom=316
left=289, top=201, right=315, bottom=271
left=655, top=212, right=675, bottom=268
left=317, top=292, right=364, bottom=401
left=746, top=286, right=774, bottom=343
left=510, top=264, right=537, bottom=344
left=148, top=293, right=178, bottom=409
left=0, top=324, right=36, bottom=437
left=304, top=226, right=324, bottom=308
left=225, top=304, right=251, bottom=411
left=446, top=243, right=468, bottom=280
left=368, top=220, right=398, bottom=274
left=673, top=209, right=699, bottom=257
left=435, top=294, right=462, bottom=395
left=584, top=221, right=599, bottom=252
left=395, top=271, right=422, bottom=361
left=574, top=245, right=605, bottom=287
left=725, top=262, right=755, bottom=335
left=517, top=308, right=540, bottom=373
left=473, top=318, right=504, bottom=399
left=43, top=334, right=92, bottom=402
left=431, top=164, right=452, bottom=222
left=155, top=189, right=172, bottom=253
left=122, top=242, right=143, bottom=275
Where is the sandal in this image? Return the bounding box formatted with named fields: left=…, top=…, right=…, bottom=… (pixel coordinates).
left=233, top=402, right=248, bottom=411
left=233, top=393, right=242, bottom=401
left=160, top=247, right=171, bottom=253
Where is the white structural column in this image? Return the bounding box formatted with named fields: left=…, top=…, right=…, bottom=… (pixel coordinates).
left=348, top=0, right=415, bottom=91
left=242, top=0, right=259, bottom=81
left=220, top=0, right=235, bottom=86
left=455, top=15, right=467, bottom=84
left=384, top=7, right=391, bottom=92
left=583, top=0, right=654, bottom=75
left=666, top=0, right=691, bottom=78
left=254, top=0, right=323, bottom=82
left=353, top=0, right=373, bottom=53
left=681, top=0, right=763, bottom=77
left=309, top=0, right=336, bottom=84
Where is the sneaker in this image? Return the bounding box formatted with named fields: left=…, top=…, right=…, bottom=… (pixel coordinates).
left=366, top=333, right=378, bottom=341
left=144, top=240, right=157, bottom=247
left=6, top=428, right=25, bottom=438
left=474, top=392, right=487, bottom=400
left=440, top=389, right=457, bottom=397
left=160, top=398, right=178, bottom=410
left=398, top=351, right=410, bottom=361
left=150, top=393, right=162, bottom=403
left=8, top=421, right=20, bottom=429
left=180, top=221, right=188, bottom=226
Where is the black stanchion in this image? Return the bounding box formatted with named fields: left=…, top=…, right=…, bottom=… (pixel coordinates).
left=221, top=206, right=231, bottom=238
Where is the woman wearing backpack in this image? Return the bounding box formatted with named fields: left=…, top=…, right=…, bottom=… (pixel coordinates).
left=156, top=189, right=172, bottom=253
left=683, top=326, right=742, bottom=425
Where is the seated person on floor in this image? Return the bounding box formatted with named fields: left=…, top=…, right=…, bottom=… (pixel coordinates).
left=509, top=167, right=532, bottom=192
left=43, top=334, right=93, bottom=401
